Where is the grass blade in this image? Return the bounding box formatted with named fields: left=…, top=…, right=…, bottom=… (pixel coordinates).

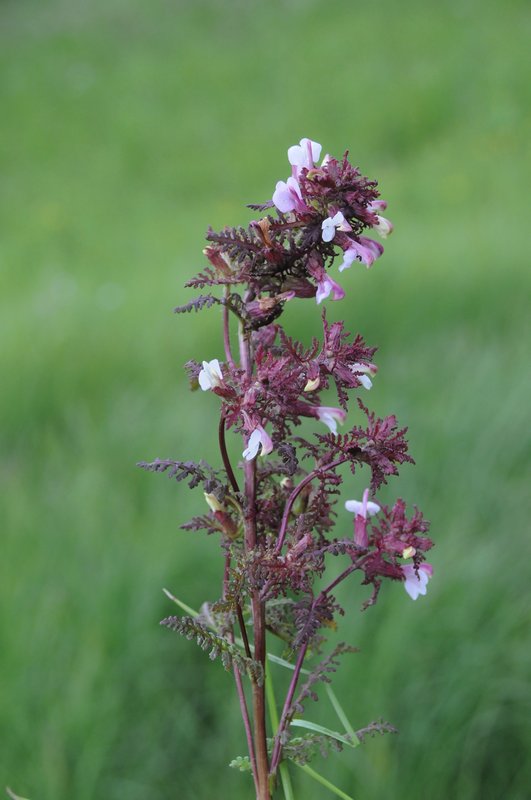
left=325, top=685, right=359, bottom=744
left=289, top=719, right=357, bottom=748
left=295, top=763, right=355, bottom=800
left=265, top=665, right=295, bottom=800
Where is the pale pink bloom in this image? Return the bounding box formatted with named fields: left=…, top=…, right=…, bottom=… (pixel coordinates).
left=372, top=215, right=394, bottom=238
left=198, top=359, right=223, bottom=391
left=316, top=406, right=346, bottom=434
left=321, top=211, right=351, bottom=243
left=287, top=138, right=322, bottom=174
left=350, top=362, right=377, bottom=391
left=242, top=425, right=274, bottom=461
left=345, top=487, right=380, bottom=547
left=401, top=563, right=433, bottom=600
left=315, top=273, right=345, bottom=304
left=344, top=489, right=381, bottom=518
left=368, top=200, right=388, bottom=212
left=272, top=176, right=306, bottom=213
left=338, top=237, right=384, bottom=271
left=368, top=200, right=394, bottom=238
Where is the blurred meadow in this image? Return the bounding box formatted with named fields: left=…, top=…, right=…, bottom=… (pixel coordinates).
left=1, top=0, right=530, bottom=798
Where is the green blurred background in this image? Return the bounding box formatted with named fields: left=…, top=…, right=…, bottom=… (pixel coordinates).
left=1, top=0, right=530, bottom=798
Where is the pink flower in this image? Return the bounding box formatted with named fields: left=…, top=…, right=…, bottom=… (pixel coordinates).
left=368, top=200, right=388, bottom=213
left=315, top=406, right=346, bottom=434
left=350, top=362, right=377, bottom=391
left=321, top=211, right=351, bottom=243
left=315, top=273, right=345, bottom=304
left=344, top=489, right=381, bottom=518
left=272, top=176, right=307, bottom=214
left=368, top=200, right=394, bottom=238
left=198, top=359, right=223, bottom=391
left=338, top=237, right=384, bottom=271
left=401, top=563, right=433, bottom=600
left=345, top=488, right=380, bottom=547
left=242, top=425, right=274, bottom=461
left=307, top=255, right=345, bottom=304
left=287, top=138, right=322, bottom=175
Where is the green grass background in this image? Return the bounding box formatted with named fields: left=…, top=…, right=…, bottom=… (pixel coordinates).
left=1, top=0, right=530, bottom=798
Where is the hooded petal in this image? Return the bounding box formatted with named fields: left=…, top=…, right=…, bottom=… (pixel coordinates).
left=316, top=275, right=345, bottom=304
left=339, top=238, right=383, bottom=270
left=373, top=215, right=394, bottom=238
left=316, top=406, right=347, bottom=433
left=345, top=499, right=381, bottom=517
left=321, top=217, right=337, bottom=242
left=242, top=429, right=262, bottom=461
left=401, top=563, right=433, bottom=600
left=288, top=138, right=322, bottom=171
left=242, top=425, right=273, bottom=461
left=198, top=359, right=223, bottom=391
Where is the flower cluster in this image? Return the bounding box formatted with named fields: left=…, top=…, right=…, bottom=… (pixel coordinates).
left=143, top=138, right=434, bottom=799
left=270, top=136, right=393, bottom=303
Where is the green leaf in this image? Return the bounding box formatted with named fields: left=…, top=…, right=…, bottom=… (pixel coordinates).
left=265, top=651, right=310, bottom=675
left=289, top=719, right=358, bottom=748
left=161, top=615, right=264, bottom=685
left=6, top=789, right=31, bottom=800
left=265, top=665, right=295, bottom=800
left=295, top=763, right=356, bottom=800
left=162, top=588, right=199, bottom=617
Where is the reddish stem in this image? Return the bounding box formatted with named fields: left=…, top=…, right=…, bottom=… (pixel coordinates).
left=218, top=416, right=240, bottom=494
left=223, top=286, right=237, bottom=369
left=225, top=554, right=258, bottom=785
left=269, top=558, right=363, bottom=775
left=269, top=640, right=309, bottom=774
left=240, top=325, right=271, bottom=800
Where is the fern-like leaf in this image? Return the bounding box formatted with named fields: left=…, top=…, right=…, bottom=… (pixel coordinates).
left=282, top=733, right=345, bottom=766
left=160, top=615, right=264, bottom=685
left=355, top=719, right=398, bottom=741
left=173, top=294, right=222, bottom=314
left=291, top=643, right=358, bottom=716
left=137, top=458, right=226, bottom=497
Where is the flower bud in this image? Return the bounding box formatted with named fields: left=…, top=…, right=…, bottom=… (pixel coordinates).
left=213, top=510, right=239, bottom=540
left=202, top=246, right=231, bottom=275
left=204, top=492, right=224, bottom=513
left=304, top=376, right=320, bottom=392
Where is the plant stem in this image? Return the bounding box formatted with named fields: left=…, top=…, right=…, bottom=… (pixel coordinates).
left=236, top=602, right=252, bottom=659
left=269, top=559, right=362, bottom=776
left=219, top=416, right=240, bottom=494
left=233, top=665, right=258, bottom=785
left=239, top=323, right=271, bottom=800
left=224, top=553, right=258, bottom=786
left=269, top=641, right=309, bottom=775
left=265, top=666, right=295, bottom=800
left=223, top=285, right=237, bottom=369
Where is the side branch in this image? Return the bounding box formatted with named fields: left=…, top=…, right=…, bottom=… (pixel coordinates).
left=274, top=457, right=348, bottom=554
left=223, top=285, right=237, bottom=369
left=269, top=557, right=364, bottom=776
left=218, top=416, right=240, bottom=494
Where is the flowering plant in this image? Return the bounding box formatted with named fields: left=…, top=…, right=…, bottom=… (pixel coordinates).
left=140, top=138, right=434, bottom=800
